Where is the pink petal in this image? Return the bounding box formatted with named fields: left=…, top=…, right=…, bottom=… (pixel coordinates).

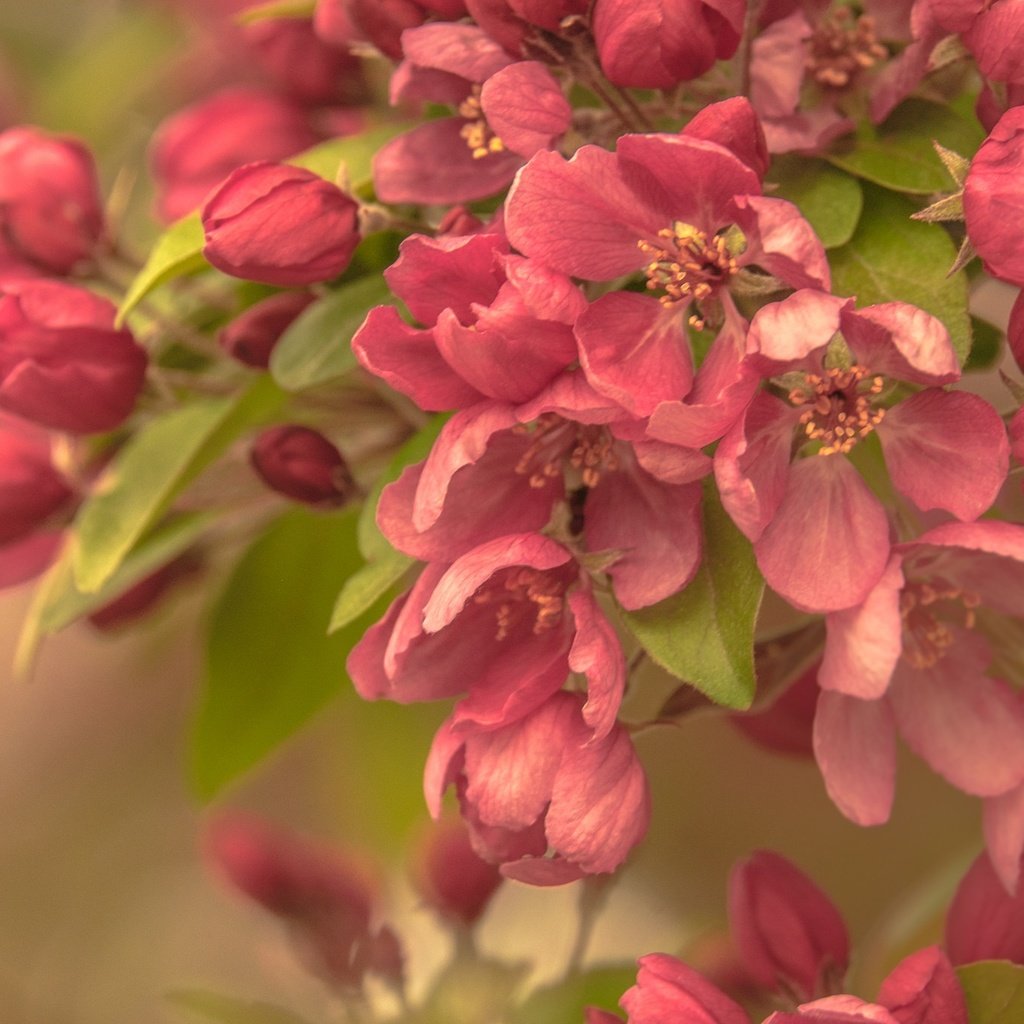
left=813, top=691, right=897, bottom=826
left=984, top=781, right=1024, bottom=893
left=746, top=290, right=848, bottom=375
left=399, top=23, right=513, bottom=82
left=946, top=850, right=1024, bottom=965
left=424, top=717, right=466, bottom=818
left=682, top=96, right=769, bottom=178
left=568, top=587, right=626, bottom=739
left=500, top=858, right=585, bottom=885
left=755, top=456, right=891, bottom=613
left=819, top=556, right=905, bottom=699
left=733, top=195, right=831, bottom=292
left=750, top=12, right=812, bottom=119
left=877, top=946, right=968, bottom=1024
left=879, top=389, right=1008, bottom=521
left=0, top=530, right=62, bottom=588
left=480, top=62, right=572, bottom=158
left=621, top=953, right=749, bottom=1024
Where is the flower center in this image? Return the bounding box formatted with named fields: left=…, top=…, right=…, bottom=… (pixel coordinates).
left=474, top=567, right=567, bottom=641
left=515, top=414, right=619, bottom=489
left=806, top=9, right=887, bottom=89
left=787, top=365, right=885, bottom=456
left=899, top=579, right=981, bottom=669
left=638, top=222, right=739, bottom=315
left=457, top=87, right=505, bottom=159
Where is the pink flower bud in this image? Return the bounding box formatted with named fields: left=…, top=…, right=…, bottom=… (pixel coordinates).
left=87, top=550, right=203, bottom=631
left=620, top=954, right=748, bottom=1024
left=151, top=88, right=319, bottom=223
left=0, top=281, right=147, bottom=434
left=0, top=126, right=104, bottom=274
left=946, top=850, right=1024, bottom=965
left=202, top=163, right=361, bottom=286
left=250, top=425, right=355, bottom=507
left=877, top=946, right=968, bottom=1024
left=218, top=291, right=315, bottom=369
left=0, top=415, right=73, bottom=545
left=411, top=816, right=503, bottom=926
left=728, top=850, right=849, bottom=1000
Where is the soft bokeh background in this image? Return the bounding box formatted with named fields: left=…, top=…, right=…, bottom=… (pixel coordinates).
left=0, top=4, right=1008, bottom=1022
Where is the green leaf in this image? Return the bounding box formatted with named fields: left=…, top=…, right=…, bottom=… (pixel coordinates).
left=116, top=214, right=207, bottom=325
left=410, top=958, right=530, bottom=1024
left=72, top=376, right=284, bottom=593
left=269, top=275, right=390, bottom=391
left=828, top=184, right=972, bottom=364
left=329, top=547, right=412, bottom=633
left=234, top=0, right=316, bottom=24
left=287, top=123, right=413, bottom=190
left=768, top=156, right=863, bottom=248
left=964, top=316, right=1004, bottom=372
left=509, top=965, right=636, bottom=1024
left=826, top=100, right=984, bottom=195
left=191, top=506, right=384, bottom=799
left=166, top=989, right=313, bottom=1024
left=620, top=483, right=763, bottom=709
left=957, top=961, right=1024, bottom=1023
left=357, top=414, right=449, bottom=561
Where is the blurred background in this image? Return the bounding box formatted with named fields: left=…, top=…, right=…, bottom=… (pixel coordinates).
left=0, top=3, right=1000, bottom=1022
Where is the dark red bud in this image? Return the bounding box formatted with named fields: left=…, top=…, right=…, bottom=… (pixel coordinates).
left=87, top=550, right=203, bottom=631
left=219, top=291, right=315, bottom=369
left=0, top=416, right=73, bottom=545
left=202, top=162, right=361, bottom=286
left=250, top=425, right=355, bottom=507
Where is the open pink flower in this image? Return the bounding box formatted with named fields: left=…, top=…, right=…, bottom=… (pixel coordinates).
left=347, top=532, right=626, bottom=737
left=814, top=520, right=1024, bottom=826
left=425, top=690, right=650, bottom=884
left=715, top=290, right=1008, bottom=611
left=373, top=24, right=570, bottom=203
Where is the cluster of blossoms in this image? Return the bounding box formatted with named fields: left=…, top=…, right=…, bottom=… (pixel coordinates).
left=5, top=0, right=1024, bottom=1020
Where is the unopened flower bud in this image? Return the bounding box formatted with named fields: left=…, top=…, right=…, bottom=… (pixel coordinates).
left=202, top=162, right=361, bottom=286
left=219, top=291, right=315, bottom=369
left=411, top=816, right=503, bottom=926
left=0, top=415, right=73, bottom=545
left=151, top=88, right=319, bottom=223
left=946, top=851, right=1024, bottom=965
left=250, top=425, right=355, bottom=507
left=621, top=953, right=749, bottom=1024
left=0, top=280, right=147, bottom=434
left=87, top=550, right=203, bottom=631
left=0, top=126, right=104, bottom=274
left=728, top=850, right=849, bottom=1000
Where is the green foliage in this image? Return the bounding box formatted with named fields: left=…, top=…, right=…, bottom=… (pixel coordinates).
left=964, top=316, right=1004, bottom=372
left=329, top=547, right=412, bottom=633
left=269, top=275, right=391, bottom=391
left=14, top=513, right=210, bottom=676
left=829, top=184, right=972, bottom=364
left=509, top=965, right=636, bottom=1024
left=288, top=123, right=413, bottom=191
left=72, top=375, right=284, bottom=594
left=769, top=157, right=863, bottom=248
left=117, top=214, right=207, bottom=325
left=190, top=506, right=386, bottom=799
left=406, top=958, right=530, bottom=1024
left=827, top=100, right=984, bottom=195
left=166, top=990, right=313, bottom=1024
left=234, top=0, right=316, bottom=24
left=357, top=415, right=449, bottom=561
left=957, top=961, right=1024, bottom=1023
left=620, top=482, right=763, bottom=710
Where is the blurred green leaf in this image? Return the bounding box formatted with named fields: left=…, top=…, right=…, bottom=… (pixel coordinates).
left=72, top=375, right=284, bottom=593
left=768, top=157, right=863, bottom=248
left=964, top=316, right=1004, bottom=372
left=329, top=547, right=412, bottom=633
left=269, top=275, right=390, bottom=391
left=117, top=214, right=207, bottom=325
left=288, top=123, right=413, bottom=190
left=621, top=483, right=763, bottom=710
left=234, top=0, right=316, bottom=24
left=167, top=989, right=313, bottom=1024
left=829, top=184, right=972, bottom=364
left=509, top=965, right=635, bottom=1024
left=14, top=513, right=210, bottom=675
left=357, top=414, right=449, bottom=561
left=957, top=961, right=1024, bottom=1023
left=408, top=958, right=530, bottom=1024
left=191, top=505, right=386, bottom=799
left=826, top=100, right=984, bottom=195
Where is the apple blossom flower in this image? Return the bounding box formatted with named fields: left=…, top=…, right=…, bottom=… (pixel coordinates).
left=620, top=953, right=749, bottom=1024
left=0, top=280, right=147, bottom=434
left=463, top=0, right=589, bottom=55
left=928, top=0, right=1024, bottom=87
left=815, top=520, right=1024, bottom=826
left=218, top=291, right=315, bottom=369
left=0, top=125, right=104, bottom=274
left=347, top=532, right=626, bottom=737
left=373, top=24, right=570, bottom=204
left=715, top=290, right=1008, bottom=611
left=946, top=849, right=1024, bottom=964
left=424, top=691, right=650, bottom=884
left=320, top=0, right=468, bottom=60
left=250, top=425, right=355, bottom=507
left=202, top=162, right=362, bottom=286
left=729, top=851, right=850, bottom=1001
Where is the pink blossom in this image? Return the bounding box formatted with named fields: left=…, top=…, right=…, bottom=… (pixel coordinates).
left=815, top=521, right=1024, bottom=825
left=249, top=425, right=355, bottom=507
left=0, top=280, right=147, bottom=434
left=464, top=0, right=589, bottom=55
left=373, top=24, right=569, bottom=204
left=327, top=0, right=468, bottom=60
left=930, top=0, right=1024, bottom=86
left=946, top=849, right=1024, bottom=964
left=347, top=532, right=626, bottom=737
left=728, top=850, right=849, bottom=1001
left=715, top=291, right=1008, bottom=611
left=621, top=953, right=748, bottom=1024
left=424, top=691, right=650, bottom=882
